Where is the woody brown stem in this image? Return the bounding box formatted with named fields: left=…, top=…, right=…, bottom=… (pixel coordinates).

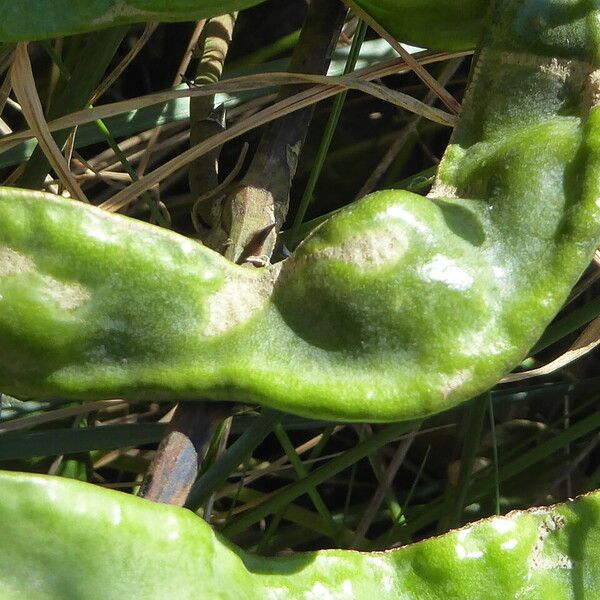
left=140, top=15, right=238, bottom=507
left=220, top=0, right=347, bottom=263
left=138, top=403, right=227, bottom=505
left=141, top=1, right=346, bottom=508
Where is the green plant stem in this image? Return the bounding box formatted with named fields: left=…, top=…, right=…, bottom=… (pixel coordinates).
left=356, top=425, right=405, bottom=538
left=257, top=424, right=339, bottom=553
left=273, top=423, right=341, bottom=543
left=438, top=393, right=488, bottom=532
left=488, top=396, right=500, bottom=515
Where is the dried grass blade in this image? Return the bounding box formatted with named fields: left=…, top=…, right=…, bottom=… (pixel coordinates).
left=503, top=316, right=600, bottom=382
left=0, top=51, right=470, bottom=154
left=10, top=43, right=87, bottom=202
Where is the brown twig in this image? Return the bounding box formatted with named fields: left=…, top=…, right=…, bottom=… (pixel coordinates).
left=220, top=0, right=347, bottom=263
left=139, top=15, right=238, bottom=507
left=138, top=403, right=228, bottom=505
left=140, top=1, right=347, bottom=508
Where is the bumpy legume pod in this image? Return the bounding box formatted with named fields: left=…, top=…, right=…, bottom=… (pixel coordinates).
left=0, top=0, right=600, bottom=421
left=2, top=0, right=600, bottom=422
left=353, top=0, right=490, bottom=50
left=0, top=0, right=264, bottom=42
left=1, top=469, right=600, bottom=599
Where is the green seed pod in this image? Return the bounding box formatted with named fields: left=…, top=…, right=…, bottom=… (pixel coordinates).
left=0, top=1, right=491, bottom=49
left=353, top=0, right=490, bottom=50
left=1, top=470, right=600, bottom=599
left=0, top=0, right=264, bottom=42
left=2, top=0, right=600, bottom=422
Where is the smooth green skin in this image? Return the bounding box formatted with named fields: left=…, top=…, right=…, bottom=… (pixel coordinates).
left=353, top=0, right=491, bottom=50
left=0, top=0, right=490, bottom=50
left=2, top=0, right=600, bottom=422
left=0, top=0, right=490, bottom=51
left=2, top=469, right=600, bottom=598
left=0, top=0, right=264, bottom=42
